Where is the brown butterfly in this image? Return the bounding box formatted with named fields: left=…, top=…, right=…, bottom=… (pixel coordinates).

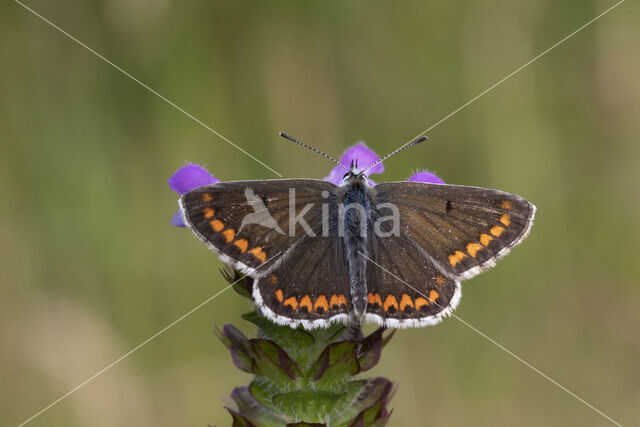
left=180, top=134, right=535, bottom=329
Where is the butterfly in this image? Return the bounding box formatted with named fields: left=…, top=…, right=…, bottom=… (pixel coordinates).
left=179, top=134, right=535, bottom=329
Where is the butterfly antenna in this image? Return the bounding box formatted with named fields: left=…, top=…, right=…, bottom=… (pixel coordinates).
left=279, top=132, right=348, bottom=171
left=362, top=136, right=428, bottom=174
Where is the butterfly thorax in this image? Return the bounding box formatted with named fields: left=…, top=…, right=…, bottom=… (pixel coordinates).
left=338, top=170, right=371, bottom=320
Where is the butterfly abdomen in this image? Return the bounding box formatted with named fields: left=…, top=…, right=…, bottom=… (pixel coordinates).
left=339, top=183, right=371, bottom=318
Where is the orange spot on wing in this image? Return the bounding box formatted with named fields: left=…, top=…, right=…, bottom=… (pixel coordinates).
left=415, top=297, right=429, bottom=310
left=480, top=233, right=493, bottom=246
left=490, top=225, right=505, bottom=237
left=428, top=289, right=440, bottom=303
left=275, top=289, right=283, bottom=302
left=249, top=247, right=267, bottom=264
left=400, top=294, right=414, bottom=311
left=449, top=251, right=467, bottom=267
left=467, top=242, right=483, bottom=258
left=233, top=238, right=248, bottom=253
left=501, top=200, right=513, bottom=210
left=210, top=219, right=224, bottom=232
left=283, top=296, right=298, bottom=310
left=299, top=295, right=312, bottom=312
left=314, top=295, right=328, bottom=312
left=383, top=295, right=398, bottom=312
left=203, top=208, right=215, bottom=219
left=500, top=214, right=511, bottom=226
left=222, top=229, right=236, bottom=243
left=435, top=276, right=446, bottom=286
left=367, top=293, right=382, bottom=307
left=330, top=294, right=347, bottom=308
left=202, top=193, right=213, bottom=202
left=269, top=274, right=278, bottom=285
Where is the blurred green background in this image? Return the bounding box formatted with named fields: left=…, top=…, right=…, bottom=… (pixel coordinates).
left=1, top=0, right=638, bottom=425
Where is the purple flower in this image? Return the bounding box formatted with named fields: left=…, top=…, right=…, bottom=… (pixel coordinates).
left=408, top=170, right=445, bottom=184
left=169, top=164, right=219, bottom=194
left=322, top=143, right=445, bottom=186
left=168, top=164, right=218, bottom=227
left=324, top=142, right=384, bottom=186
left=170, top=144, right=444, bottom=227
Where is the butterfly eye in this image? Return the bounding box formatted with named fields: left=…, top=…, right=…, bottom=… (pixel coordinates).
left=343, top=172, right=349, bottom=179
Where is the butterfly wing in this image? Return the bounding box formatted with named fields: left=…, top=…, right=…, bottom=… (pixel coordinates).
left=363, top=182, right=535, bottom=327
left=373, top=181, right=535, bottom=280
left=253, top=232, right=352, bottom=328
left=181, top=179, right=328, bottom=274
left=364, top=230, right=461, bottom=328
left=180, top=179, right=352, bottom=328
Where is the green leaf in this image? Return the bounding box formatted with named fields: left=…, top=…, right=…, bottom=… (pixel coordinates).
left=272, top=389, right=344, bottom=423
left=250, top=339, right=302, bottom=384
left=328, top=378, right=393, bottom=425
left=225, top=407, right=257, bottom=427
left=381, top=329, right=396, bottom=349
left=355, top=328, right=384, bottom=372
left=350, top=400, right=392, bottom=427
left=249, top=378, right=284, bottom=413
left=220, top=325, right=254, bottom=373
left=230, top=386, right=288, bottom=425
left=214, top=326, right=231, bottom=349
left=220, top=267, right=253, bottom=299
left=243, top=311, right=315, bottom=352
left=286, top=423, right=326, bottom=427
left=310, top=341, right=360, bottom=389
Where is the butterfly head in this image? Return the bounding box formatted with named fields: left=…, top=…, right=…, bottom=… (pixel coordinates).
left=342, top=159, right=367, bottom=186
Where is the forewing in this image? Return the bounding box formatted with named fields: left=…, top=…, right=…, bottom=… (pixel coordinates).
left=180, top=179, right=336, bottom=276
left=373, top=182, right=535, bottom=280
